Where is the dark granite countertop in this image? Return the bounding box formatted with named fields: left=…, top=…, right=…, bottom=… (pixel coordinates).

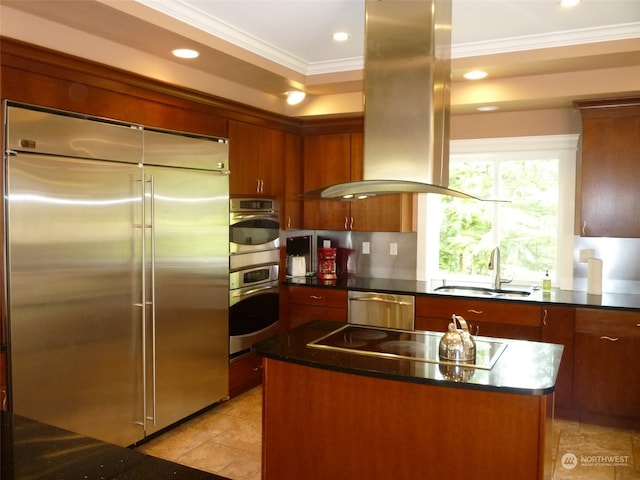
left=252, top=320, right=564, bottom=396
left=0, top=410, right=228, bottom=480
left=284, top=275, right=640, bottom=310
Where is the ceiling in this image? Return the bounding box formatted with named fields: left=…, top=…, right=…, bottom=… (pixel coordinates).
left=2, top=0, right=640, bottom=116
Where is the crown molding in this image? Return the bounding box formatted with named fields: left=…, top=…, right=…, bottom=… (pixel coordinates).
left=452, top=23, right=640, bottom=58
left=136, top=1, right=640, bottom=75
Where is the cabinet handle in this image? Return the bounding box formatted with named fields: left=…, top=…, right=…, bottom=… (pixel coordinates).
left=252, top=365, right=264, bottom=372
left=256, top=179, right=260, bottom=192
left=286, top=217, right=291, bottom=229
left=260, top=179, right=265, bottom=193
left=310, top=295, right=323, bottom=300
left=600, top=336, right=619, bottom=342
left=582, top=220, right=587, bottom=236
left=542, top=309, right=548, bottom=326
left=344, top=217, right=349, bottom=230
left=349, top=217, right=354, bottom=230
left=467, top=309, right=483, bottom=315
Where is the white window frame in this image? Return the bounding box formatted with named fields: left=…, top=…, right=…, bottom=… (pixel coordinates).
left=416, top=134, right=579, bottom=290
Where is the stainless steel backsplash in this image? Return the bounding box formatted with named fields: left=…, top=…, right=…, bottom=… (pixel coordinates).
left=573, top=236, right=640, bottom=294
left=286, top=230, right=418, bottom=281
left=286, top=230, right=640, bottom=293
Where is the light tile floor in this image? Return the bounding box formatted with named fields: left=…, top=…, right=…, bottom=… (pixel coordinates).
left=137, top=386, right=262, bottom=480
left=138, top=386, right=640, bottom=480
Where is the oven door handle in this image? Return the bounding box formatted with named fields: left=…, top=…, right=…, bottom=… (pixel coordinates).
left=231, top=212, right=279, bottom=222
left=230, top=282, right=279, bottom=305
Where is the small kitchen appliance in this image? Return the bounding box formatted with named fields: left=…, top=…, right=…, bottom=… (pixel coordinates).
left=287, top=255, right=306, bottom=277
left=317, top=247, right=337, bottom=280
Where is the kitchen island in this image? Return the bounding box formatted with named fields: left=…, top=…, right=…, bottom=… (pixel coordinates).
left=253, top=320, right=563, bottom=480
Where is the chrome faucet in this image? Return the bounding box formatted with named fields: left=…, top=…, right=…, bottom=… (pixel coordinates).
left=488, top=246, right=511, bottom=290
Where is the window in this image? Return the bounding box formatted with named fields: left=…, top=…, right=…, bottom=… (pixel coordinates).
left=422, top=135, right=578, bottom=288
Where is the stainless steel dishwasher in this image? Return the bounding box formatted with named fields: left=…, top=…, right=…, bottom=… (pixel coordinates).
left=348, top=291, right=415, bottom=330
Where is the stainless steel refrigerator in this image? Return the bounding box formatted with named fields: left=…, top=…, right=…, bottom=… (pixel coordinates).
left=3, top=103, right=229, bottom=446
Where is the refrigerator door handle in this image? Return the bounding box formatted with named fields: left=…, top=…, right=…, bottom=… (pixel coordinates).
left=136, top=172, right=150, bottom=428
left=149, top=174, right=157, bottom=427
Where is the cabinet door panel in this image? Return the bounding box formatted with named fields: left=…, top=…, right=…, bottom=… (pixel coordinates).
left=540, top=307, right=575, bottom=410
left=574, top=333, right=640, bottom=418
left=283, top=133, right=303, bottom=229
left=574, top=307, right=640, bottom=419
left=303, top=134, right=352, bottom=230
left=579, top=102, right=640, bottom=237
left=229, top=120, right=260, bottom=195
left=258, top=127, right=284, bottom=196
left=289, top=305, right=347, bottom=329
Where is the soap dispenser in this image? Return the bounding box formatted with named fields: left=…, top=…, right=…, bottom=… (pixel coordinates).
left=542, top=269, right=552, bottom=293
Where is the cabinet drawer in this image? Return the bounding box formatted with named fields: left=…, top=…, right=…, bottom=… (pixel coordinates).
left=416, top=296, right=540, bottom=327
left=576, top=308, right=640, bottom=337
left=288, top=286, right=347, bottom=308
left=229, top=352, right=263, bottom=398
left=289, top=304, right=347, bottom=329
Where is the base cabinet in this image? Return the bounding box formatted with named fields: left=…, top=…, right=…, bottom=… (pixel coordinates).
left=540, top=306, right=575, bottom=412
left=229, top=353, right=263, bottom=398
left=0, top=351, right=6, bottom=410
left=287, top=286, right=347, bottom=330
left=574, top=308, right=640, bottom=424
left=415, top=296, right=541, bottom=341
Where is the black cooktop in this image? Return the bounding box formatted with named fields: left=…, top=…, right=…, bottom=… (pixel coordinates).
left=307, top=324, right=507, bottom=370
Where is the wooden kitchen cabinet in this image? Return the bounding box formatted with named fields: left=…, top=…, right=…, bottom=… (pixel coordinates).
left=302, top=133, right=355, bottom=230
left=302, top=132, right=415, bottom=232
left=415, top=295, right=541, bottom=341
left=576, top=98, right=640, bottom=237
left=574, top=308, right=640, bottom=424
left=229, top=352, right=263, bottom=398
left=282, top=132, right=303, bottom=230
left=287, top=286, right=347, bottom=330
left=540, top=306, right=575, bottom=412
left=228, top=120, right=285, bottom=197
left=0, top=350, right=6, bottom=410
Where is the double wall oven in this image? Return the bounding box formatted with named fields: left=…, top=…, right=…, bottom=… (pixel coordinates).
left=229, top=198, right=280, bottom=358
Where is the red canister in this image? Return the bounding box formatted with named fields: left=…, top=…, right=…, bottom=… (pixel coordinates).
left=317, top=248, right=337, bottom=280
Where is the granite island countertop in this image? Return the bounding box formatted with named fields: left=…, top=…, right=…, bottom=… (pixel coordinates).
left=284, top=275, right=640, bottom=310
left=252, top=320, right=564, bottom=396
left=0, top=410, right=229, bottom=480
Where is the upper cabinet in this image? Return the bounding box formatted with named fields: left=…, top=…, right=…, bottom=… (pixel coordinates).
left=283, top=133, right=303, bottom=230
left=303, top=133, right=355, bottom=231
left=302, top=132, right=416, bottom=232
left=228, top=120, right=285, bottom=197
left=576, top=97, right=640, bottom=237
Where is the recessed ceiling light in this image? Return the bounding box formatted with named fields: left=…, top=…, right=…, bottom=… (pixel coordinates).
left=463, top=70, right=488, bottom=80
left=560, top=0, right=581, bottom=7
left=477, top=106, right=499, bottom=112
left=332, top=32, right=350, bottom=42
left=286, top=91, right=306, bottom=105
left=172, top=48, right=199, bottom=59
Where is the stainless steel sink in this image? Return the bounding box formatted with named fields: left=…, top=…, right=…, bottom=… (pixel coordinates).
left=433, top=285, right=531, bottom=298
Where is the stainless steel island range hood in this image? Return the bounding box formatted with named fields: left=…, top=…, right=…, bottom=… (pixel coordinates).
left=303, top=0, right=480, bottom=201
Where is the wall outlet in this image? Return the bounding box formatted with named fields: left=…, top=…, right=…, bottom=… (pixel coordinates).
left=390, top=242, right=398, bottom=256
left=362, top=241, right=370, bottom=255
left=579, top=249, right=595, bottom=263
